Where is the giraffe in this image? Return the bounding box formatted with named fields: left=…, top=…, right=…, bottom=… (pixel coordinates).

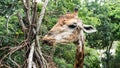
left=42, top=8, right=97, bottom=68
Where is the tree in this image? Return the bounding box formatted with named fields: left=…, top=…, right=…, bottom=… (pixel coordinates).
left=0, top=0, right=49, bottom=68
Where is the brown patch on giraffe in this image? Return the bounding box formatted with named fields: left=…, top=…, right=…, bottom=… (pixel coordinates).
left=57, top=10, right=78, bottom=26
left=74, top=45, right=84, bottom=68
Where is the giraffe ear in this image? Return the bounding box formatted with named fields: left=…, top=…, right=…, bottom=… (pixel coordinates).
left=83, top=25, right=97, bottom=33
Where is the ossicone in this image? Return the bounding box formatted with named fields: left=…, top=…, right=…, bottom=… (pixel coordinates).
left=67, top=10, right=70, bottom=14
left=74, top=8, right=78, bottom=12
left=74, top=8, right=78, bottom=17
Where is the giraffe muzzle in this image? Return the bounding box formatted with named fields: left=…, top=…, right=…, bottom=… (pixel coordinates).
left=42, top=39, right=55, bottom=46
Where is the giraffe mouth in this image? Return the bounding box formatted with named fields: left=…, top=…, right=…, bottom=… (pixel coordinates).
left=42, top=39, right=55, bottom=46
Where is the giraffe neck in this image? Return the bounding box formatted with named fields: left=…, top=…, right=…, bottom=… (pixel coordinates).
left=74, top=44, right=84, bottom=68
left=74, top=31, right=85, bottom=68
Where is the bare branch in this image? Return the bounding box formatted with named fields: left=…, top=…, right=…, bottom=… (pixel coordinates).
left=10, top=41, right=28, bottom=54
left=36, top=0, right=49, bottom=34
left=5, top=15, right=11, bottom=33
left=32, top=61, right=37, bottom=68
left=31, top=2, right=37, bottom=25
left=34, top=49, right=43, bottom=67
left=22, top=0, right=31, bottom=25
left=35, top=47, right=48, bottom=68
left=27, top=42, right=35, bottom=68
left=22, top=0, right=28, bottom=9
left=34, top=33, right=48, bottom=68
left=26, top=0, right=30, bottom=8
left=0, top=52, right=10, bottom=64
left=17, top=12, right=27, bottom=31
left=0, top=46, right=10, bottom=50
left=26, top=0, right=31, bottom=24
left=0, top=40, right=28, bottom=64
left=0, top=63, right=11, bottom=68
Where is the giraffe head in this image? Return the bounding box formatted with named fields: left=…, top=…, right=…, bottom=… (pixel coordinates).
left=43, top=8, right=97, bottom=46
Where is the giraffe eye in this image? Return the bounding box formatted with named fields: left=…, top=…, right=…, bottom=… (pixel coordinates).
left=68, top=23, right=77, bottom=29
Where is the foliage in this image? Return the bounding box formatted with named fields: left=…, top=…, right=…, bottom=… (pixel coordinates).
left=84, top=47, right=101, bottom=68
left=54, top=44, right=75, bottom=64
left=54, top=57, right=73, bottom=68
left=109, top=41, right=120, bottom=68
left=84, top=1, right=120, bottom=67
left=53, top=44, right=100, bottom=68
left=0, top=0, right=21, bottom=16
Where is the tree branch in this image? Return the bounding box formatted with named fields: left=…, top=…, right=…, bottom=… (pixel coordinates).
left=32, top=61, right=37, bottom=68
left=17, top=12, right=27, bottom=31
left=22, top=0, right=28, bottom=10
left=36, top=0, right=49, bottom=34
left=22, top=0, right=31, bottom=25
left=5, top=15, right=11, bottom=33
left=26, top=0, right=31, bottom=24
left=32, top=1, right=37, bottom=26
left=27, top=42, right=35, bottom=68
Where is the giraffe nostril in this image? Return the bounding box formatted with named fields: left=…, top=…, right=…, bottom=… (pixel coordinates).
left=42, top=39, right=55, bottom=46
left=43, top=40, right=49, bottom=44
left=47, top=31, right=54, bottom=36
left=47, top=32, right=52, bottom=36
